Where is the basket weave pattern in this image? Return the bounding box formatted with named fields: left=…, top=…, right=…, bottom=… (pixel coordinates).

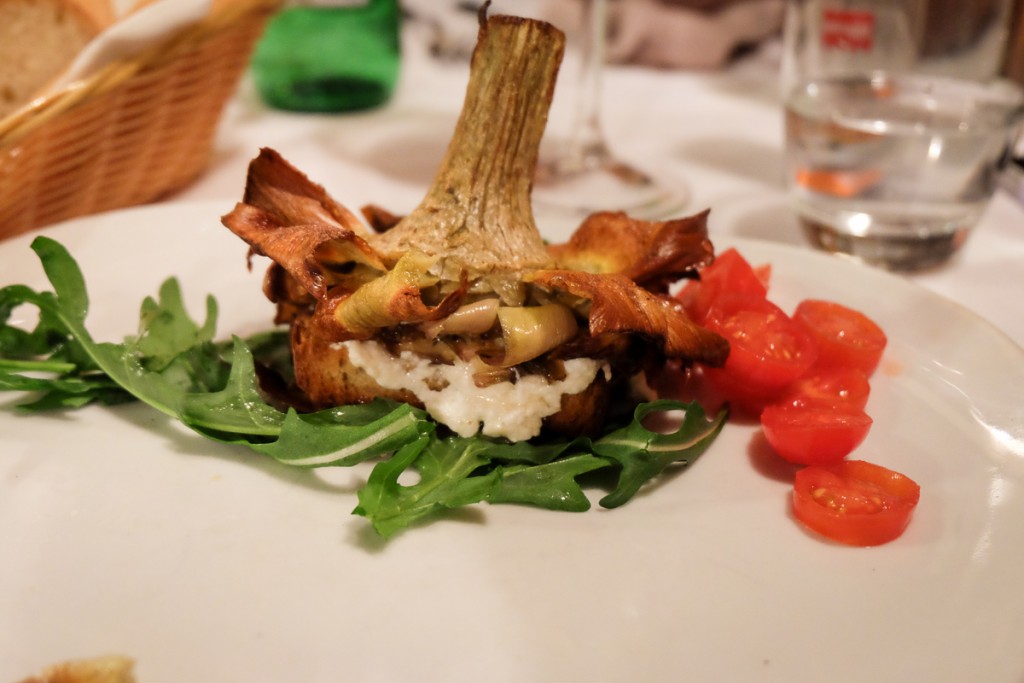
left=0, top=1, right=280, bottom=240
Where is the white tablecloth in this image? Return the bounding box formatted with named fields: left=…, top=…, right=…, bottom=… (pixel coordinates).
left=171, top=30, right=1024, bottom=347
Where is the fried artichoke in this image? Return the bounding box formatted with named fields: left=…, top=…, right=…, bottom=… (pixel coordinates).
left=222, top=11, right=727, bottom=442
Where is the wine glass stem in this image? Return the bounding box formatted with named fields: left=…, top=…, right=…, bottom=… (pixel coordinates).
left=569, top=0, right=612, bottom=170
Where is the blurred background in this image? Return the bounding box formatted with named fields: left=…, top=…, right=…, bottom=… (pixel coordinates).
left=404, top=0, right=1023, bottom=78
left=1, top=0, right=1022, bottom=239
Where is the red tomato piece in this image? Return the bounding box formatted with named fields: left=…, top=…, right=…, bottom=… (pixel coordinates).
left=677, top=248, right=768, bottom=324
left=698, top=365, right=776, bottom=416
left=792, top=460, right=920, bottom=546
left=703, top=294, right=818, bottom=403
left=793, top=300, right=887, bottom=375
left=753, top=263, right=772, bottom=290
left=760, top=403, right=872, bottom=465
left=780, top=366, right=871, bottom=410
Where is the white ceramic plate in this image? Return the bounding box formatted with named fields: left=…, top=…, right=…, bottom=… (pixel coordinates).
left=2, top=202, right=1023, bottom=682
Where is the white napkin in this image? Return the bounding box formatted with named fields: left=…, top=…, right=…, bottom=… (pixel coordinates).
left=49, top=0, right=211, bottom=91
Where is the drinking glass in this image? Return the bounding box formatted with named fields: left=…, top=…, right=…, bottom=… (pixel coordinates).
left=532, top=0, right=688, bottom=220
left=781, top=0, right=1024, bottom=271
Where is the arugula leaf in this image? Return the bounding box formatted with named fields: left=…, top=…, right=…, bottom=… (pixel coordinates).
left=135, top=278, right=218, bottom=373
left=243, top=328, right=295, bottom=384
left=354, top=435, right=500, bottom=538
left=0, top=286, right=62, bottom=359
left=1, top=237, right=728, bottom=540
left=0, top=239, right=219, bottom=415
left=489, top=453, right=607, bottom=512
left=0, top=278, right=129, bottom=410
left=181, top=337, right=287, bottom=437
left=186, top=339, right=434, bottom=467
left=35, top=237, right=88, bottom=322
left=593, top=400, right=727, bottom=508
left=354, top=400, right=725, bottom=537
left=251, top=403, right=433, bottom=467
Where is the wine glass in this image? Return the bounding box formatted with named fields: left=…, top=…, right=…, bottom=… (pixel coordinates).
left=532, top=0, right=688, bottom=220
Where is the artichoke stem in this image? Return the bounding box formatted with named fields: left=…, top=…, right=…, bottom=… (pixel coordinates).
left=375, top=13, right=565, bottom=274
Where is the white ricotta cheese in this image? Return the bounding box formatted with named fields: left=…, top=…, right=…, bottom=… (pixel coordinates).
left=341, top=340, right=608, bottom=442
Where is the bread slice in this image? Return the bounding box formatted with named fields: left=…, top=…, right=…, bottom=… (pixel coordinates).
left=288, top=311, right=615, bottom=439
left=18, top=654, right=135, bottom=683
left=0, top=0, right=112, bottom=118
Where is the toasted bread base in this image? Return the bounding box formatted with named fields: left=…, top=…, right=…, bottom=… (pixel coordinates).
left=290, top=314, right=613, bottom=439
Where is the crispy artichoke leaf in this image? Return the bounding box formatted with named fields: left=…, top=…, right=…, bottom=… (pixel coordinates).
left=360, top=204, right=403, bottom=232
left=526, top=269, right=729, bottom=366
left=548, top=209, right=715, bottom=290
left=241, top=147, right=372, bottom=236
left=222, top=203, right=387, bottom=301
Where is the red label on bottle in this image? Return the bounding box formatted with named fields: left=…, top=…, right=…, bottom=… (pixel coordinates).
left=821, top=8, right=875, bottom=51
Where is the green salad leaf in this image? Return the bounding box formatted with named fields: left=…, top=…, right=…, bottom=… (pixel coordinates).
left=0, top=236, right=727, bottom=538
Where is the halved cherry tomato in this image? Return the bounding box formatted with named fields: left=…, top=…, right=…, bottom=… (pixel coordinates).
left=761, top=403, right=872, bottom=465
left=792, top=300, right=887, bottom=375
left=698, top=366, right=775, bottom=416
left=779, top=366, right=871, bottom=410
left=677, top=248, right=768, bottom=324
left=792, top=460, right=920, bottom=546
left=753, top=263, right=772, bottom=290
left=702, top=294, right=818, bottom=404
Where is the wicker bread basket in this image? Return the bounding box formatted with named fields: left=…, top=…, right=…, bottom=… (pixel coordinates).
left=0, top=0, right=282, bottom=241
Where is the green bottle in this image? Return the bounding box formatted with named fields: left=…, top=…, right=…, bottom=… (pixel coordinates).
left=252, top=0, right=401, bottom=112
